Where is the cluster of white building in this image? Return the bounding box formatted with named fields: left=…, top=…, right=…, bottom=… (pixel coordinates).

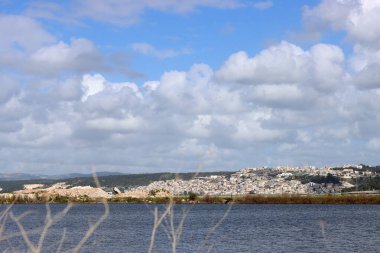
left=243, top=165, right=376, bottom=178
left=128, top=166, right=351, bottom=196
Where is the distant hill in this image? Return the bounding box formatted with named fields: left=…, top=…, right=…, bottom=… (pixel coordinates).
left=0, top=173, right=50, bottom=181
left=63, top=171, right=234, bottom=189
left=0, top=172, right=126, bottom=181
left=0, top=171, right=234, bottom=193
left=0, top=179, right=56, bottom=193
left=56, top=172, right=127, bottom=179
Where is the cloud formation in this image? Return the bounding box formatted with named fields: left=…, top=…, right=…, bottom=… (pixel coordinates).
left=0, top=15, right=135, bottom=78
left=303, top=0, right=380, bottom=92
left=0, top=14, right=55, bottom=52
left=1, top=36, right=379, bottom=173
left=25, top=0, right=243, bottom=25
left=1, top=1, right=380, bottom=174
left=252, top=1, right=273, bottom=10
left=303, top=0, right=380, bottom=49
left=131, top=43, right=188, bottom=59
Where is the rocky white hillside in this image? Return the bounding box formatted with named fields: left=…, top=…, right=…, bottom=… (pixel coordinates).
left=128, top=168, right=352, bottom=196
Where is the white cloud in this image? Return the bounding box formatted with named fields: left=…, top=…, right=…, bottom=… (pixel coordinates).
left=0, top=16, right=115, bottom=77
left=302, top=1, right=380, bottom=91
left=252, top=1, right=273, bottom=10
left=0, top=14, right=55, bottom=52
left=81, top=73, right=142, bottom=103
left=249, top=84, right=304, bottom=108
left=3, top=1, right=380, bottom=173
left=352, top=63, right=380, bottom=89
left=216, top=41, right=345, bottom=93
left=25, top=38, right=106, bottom=76
left=187, top=114, right=212, bottom=138
left=216, top=42, right=308, bottom=84
left=81, top=74, right=106, bottom=102
left=85, top=116, right=143, bottom=132
left=177, top=138, right=218, bottom=160
left=143, top=81, right=160, bottom=92
left=367, top=138, right=380, bottom=150
left=308, top=43, right=345, bottom=92
left=32, top=39, right=99, bottom=66
left=0, top=97, right=27, bottom=135
left=3, top=35, right=380, bottom=172
left=75, top=0, right=242, bottom=24
left=131, top=43, right=187, bottom=59
left=0, top=14, right=135, bottom=78
left=0, top=75, right=20, bottom=104
left=16, top=118, right=72, bottom=147
left=0, top=29, right=133, bottom=78
left=349, top=44, right=380, bottom=89
left=303, top=0, right=380, bottom=49
left=26, top=0, right=243, bottom=25
left=56, top=78, right=83, bottom=101
left=232, top=114, right=286, bottom=142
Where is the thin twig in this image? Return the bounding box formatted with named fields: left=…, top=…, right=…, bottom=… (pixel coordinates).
left=174, top=207, right=189, bottom=242
left=195, top=203, right=233, bottom=253
left=9, top=211, right=37, bottom=253
left=56, top=228, right=67, bottom=253
left=319, top=220, right=333, bottom=253
left=72, top=169, right=109, bottom=253
left=36, top=204, right=53, bottom=252
left=147, top=202, right=172, bottom=253
left=6, top=237, right=17, bottom=253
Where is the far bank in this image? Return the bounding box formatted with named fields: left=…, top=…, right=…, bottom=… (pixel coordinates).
left=1, top=193, right=380, bottom=205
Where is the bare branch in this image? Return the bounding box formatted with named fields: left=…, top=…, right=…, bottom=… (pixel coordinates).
left=36, top=204, right=53, bottom=252
left=56, top=228, right=67, bottom=253
left=71, top=169, right=109, bottom=253
left=9, top=211, right=37, bottom=253
left=147, top=203, right=172, bottom=253
left=195, top=203, right=233, bottom=253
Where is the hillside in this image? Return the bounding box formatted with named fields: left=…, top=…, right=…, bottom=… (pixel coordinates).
left=0, top=171, right=234, bottom=193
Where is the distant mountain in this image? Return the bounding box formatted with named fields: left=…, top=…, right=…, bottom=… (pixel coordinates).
left=0, top=172, right=126, bottom=181
left=0, top=173, right=48, bottom=181
left=58, top=171, right=126, bottom=179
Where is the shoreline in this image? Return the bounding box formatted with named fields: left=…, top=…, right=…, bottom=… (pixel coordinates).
left=1, top=194, right=380, bottom=205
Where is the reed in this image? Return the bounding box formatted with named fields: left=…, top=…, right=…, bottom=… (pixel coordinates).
left=231, top=194, right=380, bottom=204
left=2, top=193, right=380, bottom=204
left=0, top=170, right=109, bottom=253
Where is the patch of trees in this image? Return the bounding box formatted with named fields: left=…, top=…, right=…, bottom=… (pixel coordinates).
left=346, top=176, right=380, bottom=191
left=360, top=165, right=380, bottom=174
left=148, top=188, right=170, bottom=196
left=293, top=173, right=341, bottom=185
left=332, top=164, right=380, bottom=173
left=0, top=179, right=55, bottom=193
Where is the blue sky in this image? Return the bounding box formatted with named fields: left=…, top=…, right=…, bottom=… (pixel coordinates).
left=1, top=0, right=380, bottom=174
left=2, top=0, right=322, bottom=81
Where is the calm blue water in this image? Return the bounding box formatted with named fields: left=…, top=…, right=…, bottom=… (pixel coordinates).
left=0, top=204, right=379, bottom=252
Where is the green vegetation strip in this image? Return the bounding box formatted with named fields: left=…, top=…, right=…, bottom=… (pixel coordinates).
left=1, top=194, right=380, bottom=204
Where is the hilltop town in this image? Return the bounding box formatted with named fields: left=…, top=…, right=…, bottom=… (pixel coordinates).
left=126, top=164, right=380, bottom=196
left=1, top=164, right=379, bottom=203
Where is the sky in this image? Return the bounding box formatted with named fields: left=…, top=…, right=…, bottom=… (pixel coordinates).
left=1, top=0, right=380, bottom=174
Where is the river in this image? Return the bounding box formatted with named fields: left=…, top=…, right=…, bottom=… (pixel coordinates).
left=0, top=204, right=379, bottom=252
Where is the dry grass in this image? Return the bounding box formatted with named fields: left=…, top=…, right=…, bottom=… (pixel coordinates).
left=146, top=195, right=233, bottom=253
left=146, top=156, right=231, bottom=252
left=231, top=194, right=380, bottom=204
